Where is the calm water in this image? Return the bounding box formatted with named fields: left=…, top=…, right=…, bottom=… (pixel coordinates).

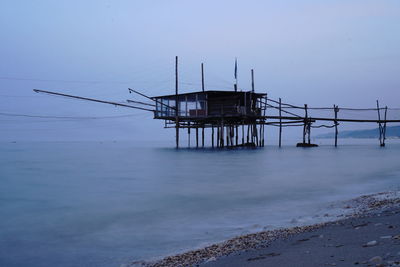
left=1, top=141, right=400, bottom=267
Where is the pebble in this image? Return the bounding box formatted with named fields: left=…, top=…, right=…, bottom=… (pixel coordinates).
left=205, top=257, right=216, bottom=262
left=380, top=235, right=392, bottom=239
left=364, top=240, right=378, bottom=247
left=369, top=256, right=382, bottom=264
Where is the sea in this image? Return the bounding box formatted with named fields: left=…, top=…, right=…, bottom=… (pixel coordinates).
left=1, top=140, right=400, bottom=267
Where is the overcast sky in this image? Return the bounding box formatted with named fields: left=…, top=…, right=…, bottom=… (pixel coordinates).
left=1, top=0, right=399, bottom=142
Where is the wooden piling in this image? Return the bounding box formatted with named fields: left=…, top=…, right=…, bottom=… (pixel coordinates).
left=279, top=98, right=282, bottom=147
left=217, top=126, right=220, bottom=148
left=202, top=126, right=205, bottom=147
left=211, top=126, right=214, bottom=148
left=196, top=127, right=199, bottom=148
left=242, top=121, right=245, bottom=145
left=377, top=100, right=383, bottom=146
left=334, top=105, right=338, bottom=147
left=221, top=120, right=224, bottom=148
left=383, top=106, right=387, bottom=146
left=188, top=122, right=191, bottom=147
left=235, top=125, right=238, bottom=146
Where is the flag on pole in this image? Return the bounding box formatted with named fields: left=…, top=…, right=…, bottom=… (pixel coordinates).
left=234, top=58, right=237, bottom=80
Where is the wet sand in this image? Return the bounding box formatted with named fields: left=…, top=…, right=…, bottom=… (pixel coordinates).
left=131, top=192, right=400, bottom=267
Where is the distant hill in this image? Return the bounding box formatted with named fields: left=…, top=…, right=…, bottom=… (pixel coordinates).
left=316, top=125, right=400, bottom=139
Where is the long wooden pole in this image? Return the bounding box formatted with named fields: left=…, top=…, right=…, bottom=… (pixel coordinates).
left=175, top=56, right=179, bottom=149
left=33, top=89, right=154, bottom=112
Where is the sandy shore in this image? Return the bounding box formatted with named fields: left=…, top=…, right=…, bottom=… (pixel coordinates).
left=129, top=191, right=400, bottom=267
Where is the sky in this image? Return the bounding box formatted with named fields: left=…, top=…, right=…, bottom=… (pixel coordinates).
left=0, top=0, right=399, bottom=142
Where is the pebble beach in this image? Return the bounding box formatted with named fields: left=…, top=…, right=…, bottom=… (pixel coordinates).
left=130, top=191, right=400, bottom=267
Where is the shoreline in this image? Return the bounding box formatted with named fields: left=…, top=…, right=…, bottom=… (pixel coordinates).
left=129, top=191, right=400, bottom=267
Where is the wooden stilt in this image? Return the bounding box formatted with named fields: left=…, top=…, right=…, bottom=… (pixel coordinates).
left=383, top=106, right=387, bottom=146
left=247, top=124, right=250, bottom=143
left=202, top=126, right=204, bottom=147
left=242, top=121, right=245, bottom=145
left=377, top=100, right=383, bottom=146
left=303, top=104, right=308, bottom=144
left=221, top=120, right=224, bottom=148
left=188, top=122, right=191, bottom=147
left=255, top=124, right=259, bottom=146
left=334, top=105, right=338, bottom=147
left=212, top=126, right=215, bottom=148
left=196, top=127, right=199, bottom=148
left=217, top=126, right=220, bottom=148
left=279, top=98, right=282, bottom=147
left=235, top=125, right=238, bottom=146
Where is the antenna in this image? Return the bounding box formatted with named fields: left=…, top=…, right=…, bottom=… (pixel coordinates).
left=201, top=63, right=205, bottom=92
left=251, top=69, right=254, bottom=93
left=234, top=58, right=238, bottom=92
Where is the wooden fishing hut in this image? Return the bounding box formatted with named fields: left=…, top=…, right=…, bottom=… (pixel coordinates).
left=152, top=90, right=267, bottom=148
left=32, top=56, right=400, bottom=148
